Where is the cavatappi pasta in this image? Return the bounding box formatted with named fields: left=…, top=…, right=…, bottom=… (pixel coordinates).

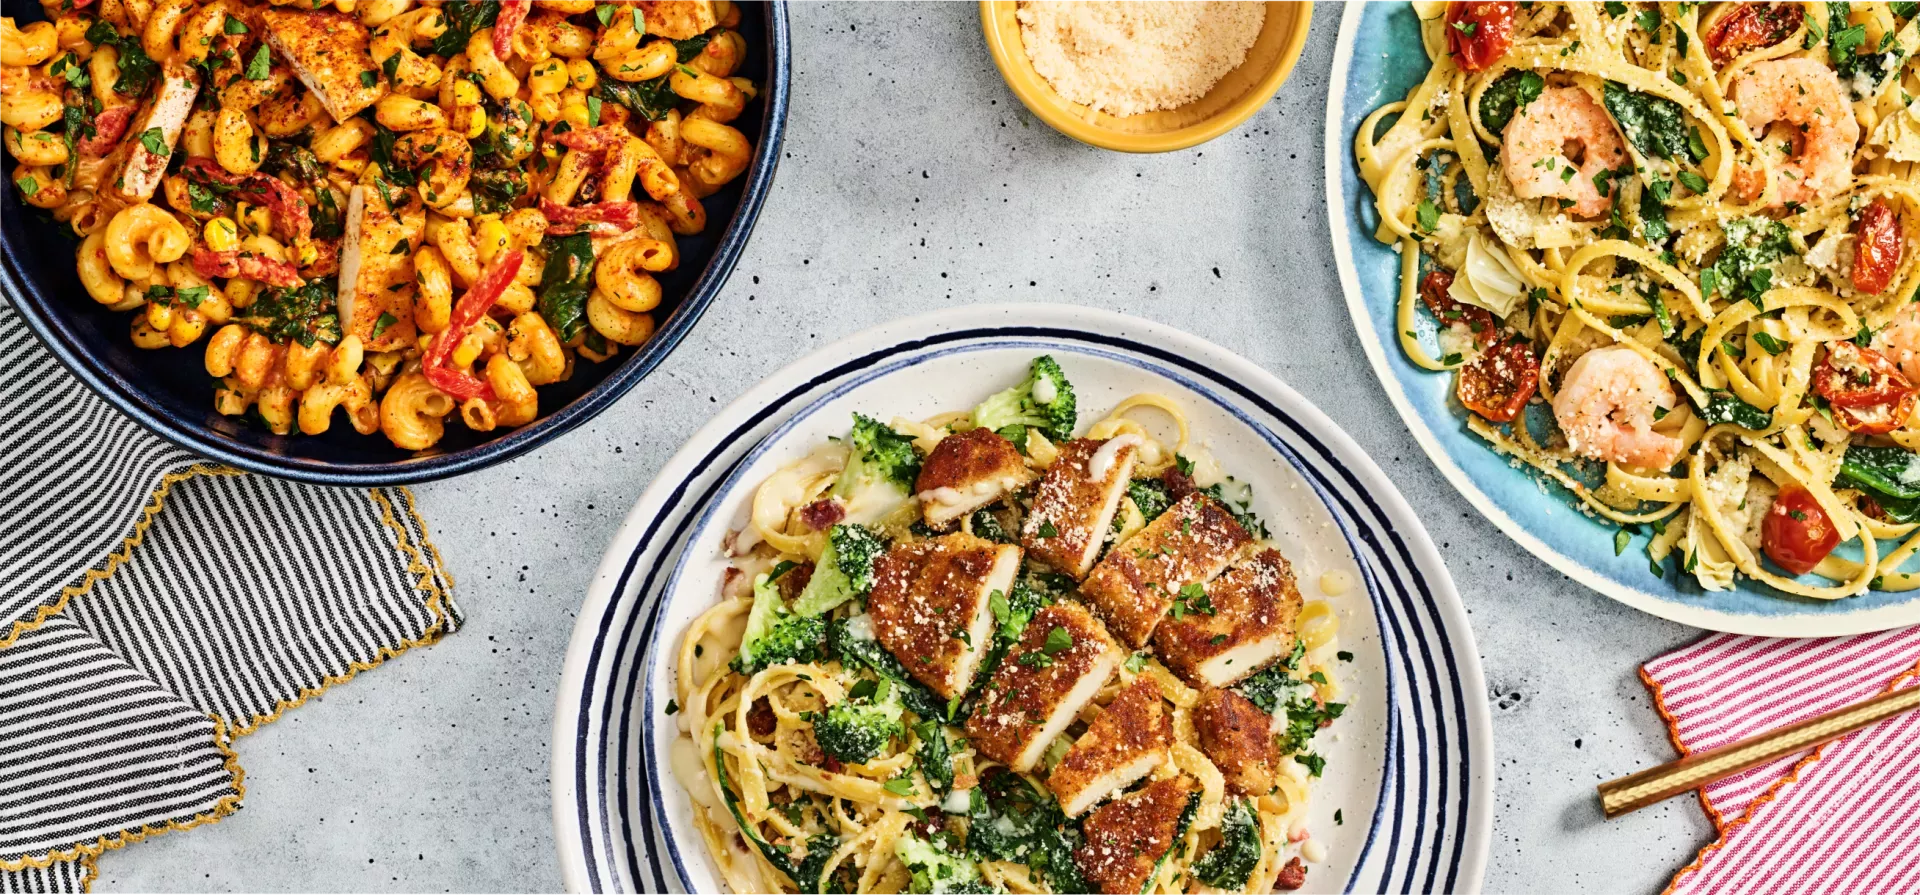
left=671, top=356, right=1347, bottom=894
left=1, top=0, right=756, bottom=449
left=1358, top=1, right=1920, bottom=597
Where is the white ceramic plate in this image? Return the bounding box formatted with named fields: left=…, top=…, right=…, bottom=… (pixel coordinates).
left=551, top=304, right=1492, bottom=893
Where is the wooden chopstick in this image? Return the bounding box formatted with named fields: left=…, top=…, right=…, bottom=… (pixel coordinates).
left=1596, top=684, right=1920, bottom=818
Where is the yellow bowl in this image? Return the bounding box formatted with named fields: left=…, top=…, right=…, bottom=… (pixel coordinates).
left=979, top=1, right=1313, bottom=153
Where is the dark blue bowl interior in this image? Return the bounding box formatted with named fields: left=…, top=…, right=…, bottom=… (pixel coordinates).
left=0, top=0, right=787, bottom=485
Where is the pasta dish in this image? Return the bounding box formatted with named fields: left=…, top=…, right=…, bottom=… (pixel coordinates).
left=1356, top=1, right=1918, bottom=598
left=669, top=357, right=1349, bottom=893
left=1, top=0, right=756, bottom=450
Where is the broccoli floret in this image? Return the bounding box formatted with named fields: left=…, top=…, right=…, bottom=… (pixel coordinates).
left=968, top=508, right=1015, bottom=544
left=970, top=356, right=1076, bottom=442
left=1126, top=479, right=1175, bottom=524
left=731, top=570, right=827, bottom=676
left=813, top=678, right=905, bottom=764
left=791, top=524, right=887, bottom=617
left=1193, top=797, right=1263, bottom=889
left=895, top=833, right=993, bottom=894
left=832, top=415, right=922, bottom=524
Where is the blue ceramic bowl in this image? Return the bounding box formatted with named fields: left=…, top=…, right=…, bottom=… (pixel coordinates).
left=0, top=0, right=789, bottom=486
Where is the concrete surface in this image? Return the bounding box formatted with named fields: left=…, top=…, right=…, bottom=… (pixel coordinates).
left=93, top=4, right=1714, bottom=893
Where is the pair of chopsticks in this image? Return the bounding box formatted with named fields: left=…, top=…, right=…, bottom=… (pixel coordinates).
left=1597, top=684, right=1920, bottom=818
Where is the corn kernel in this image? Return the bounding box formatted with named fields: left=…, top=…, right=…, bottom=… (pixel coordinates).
left=566, top=59, right=597, bottom=91
left=560, top=101, right=591, bottom=132
left=475, top=218, right=512, bottom=264
left=464, top=105, right=487, bottom=138
left=529, top=60, right=567, bottom=94
left=203, top=217, right=239, bottom=252
left=451, top=331, right=484, bottom=367
left=296, top=241, right=319, bottom=267
left=452, top=79, right=483, bottom=107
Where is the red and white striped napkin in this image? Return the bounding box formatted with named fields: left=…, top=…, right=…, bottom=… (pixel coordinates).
left=1641, top=626, right=1920, bottom=895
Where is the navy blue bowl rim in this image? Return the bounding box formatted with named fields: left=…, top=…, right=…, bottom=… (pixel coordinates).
left=0, top=2, right=791, bottom=487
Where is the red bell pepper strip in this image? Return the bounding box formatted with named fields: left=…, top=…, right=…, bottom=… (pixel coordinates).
left=540, top=197, right=641, bottom=235
left=423, top=249, right=524, bottom=402
left=191, top=246, right=305, bottom=288
left=493, top=0, right=532, bottom=60
left=182, top=158, right=313, bottom=243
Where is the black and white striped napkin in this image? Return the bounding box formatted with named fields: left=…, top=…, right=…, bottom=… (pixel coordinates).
left=0, top=304, right=459, bottom=893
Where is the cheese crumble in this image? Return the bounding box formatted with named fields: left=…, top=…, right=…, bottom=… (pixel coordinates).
left=1015, top=1, right=1265, bottom=117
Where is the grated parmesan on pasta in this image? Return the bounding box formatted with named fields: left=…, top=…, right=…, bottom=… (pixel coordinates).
left=1015, top=1, right=1265, bottom=117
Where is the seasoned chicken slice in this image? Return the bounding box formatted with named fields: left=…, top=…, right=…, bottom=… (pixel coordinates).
left=1153, top=548, right=1303, bottom=688
left=104, top=69, right=200, bottom=205
left=1021, top=438, right=1137, bottom=579
left=261, top=8, right=385, bottom=123
left=867, top=533, right=1018, bottom=702
left=1080, top=492, right=1253, bottom=649
left=639, top=0, right=717, bottom=39
left=914, top=427, right=1034, bottom=528
left=965, top=601, right=1122, bottom=772
left=1047, top=677, right=1172, bottom=817
left=336, top=184, right=423, bottom=351
left=1192, top=687, right=1285, bottom=797
left=1074, top=775, right=1200, bottom=895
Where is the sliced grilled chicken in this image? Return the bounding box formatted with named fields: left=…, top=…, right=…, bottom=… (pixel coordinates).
left=638, top=0, right=717, bottom=39
left=1080, top=492, right=1253, bottom=648
left=914, top=427, right=1034, bottom=528
left=965, top=601, right=1122, bottom=772
left=104, top=69, right=201, bottom=205
left=261, top=7, right=385, bottom=123
left=1047, top=677, right=1172, bottom=818
left=1153, top=548, right=1303, bottom=688
left=867, top=533, right=1018, bottom=702
left=1021, top=437, right=1137, bottom=579
left=1074, top=775, right=1200, bottom=895
left=1192, top=687, right=1285, bottom=797
left=335, top=184, right=422, bottom=351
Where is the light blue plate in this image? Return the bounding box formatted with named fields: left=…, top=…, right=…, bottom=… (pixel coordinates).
left=1324, top=4, right=1920, bottom=636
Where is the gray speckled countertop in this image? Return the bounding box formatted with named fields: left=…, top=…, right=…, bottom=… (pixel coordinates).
left=93, top=4, right=1715, bottom=892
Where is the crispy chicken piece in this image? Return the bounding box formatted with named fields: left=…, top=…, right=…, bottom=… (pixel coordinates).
left=1074, top=775, right=1200, bottom=894
left=1021, top=438, right=1137, bottom=579
left=965, top=601, right=1122, bottom=772
left=260, top=8, right=385, bottom=123
left=1192, top=687, right=1285, bottom=797
left=1081, top=492, right=1253, bottom=649
left=1047, top=677, right=1172, bottom=817
left=336, top=184, right=423, bottom=350
left=915, top=427, right=1034, bottom=528
left=638, top=0, right=717, bottom=39
left=1153, top=548, right=1303, bottom=687
left=104, top=70, right=200, bottom=206
left=867, top=533, right=1019, bottom=702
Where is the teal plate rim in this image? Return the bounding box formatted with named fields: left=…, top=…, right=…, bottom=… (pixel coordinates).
left=1323, top=2, right=1920, bottom=636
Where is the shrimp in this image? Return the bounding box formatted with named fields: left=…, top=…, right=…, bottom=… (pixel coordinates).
left=1872, top=301, right=1920, bottom=383
left=1729, top=58, right=1859, bottom=207
left=1502, top=86, right=1629, bottom=218
left=1552, top=346, right=1687, bottom=469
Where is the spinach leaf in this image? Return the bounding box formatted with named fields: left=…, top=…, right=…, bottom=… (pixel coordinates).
left=673, top=33, right=713, bottom=61
left=1125, top=479, right=1175, bottom=525
left=1477, top=69, right=1545, bottom=133
left=966, top=769, right=1090, bottom=895
left=536, top=233, right=595, bottom=342
left=711, top=725, right=838, bottom=893
left=598, top=76, right=681, bottom=122
left=1838, top=445, right=1920, bottom=500
left=470, top=165, right=528, bottom=215
left=1192, top=798, right=1262, bottom=889
left=1234, top=639, right=1308, bottom=714
left=426, top=0, right=500, bottom=58
left=1640, top=181, right=1670, bottom=243
left=244, top=279, right=340, bottom=347
left=911, top=719, right=954, bottom=795
left=825, top=616, right=952, bottom=722
left=1707, top=216, right=1796, bottom=308
left=83, top=21, right=159, bottom=97
left=1602, top=81, right=1690, bottom=160
left=1696, top=390, right=1772, bottom=430
left=369, top=123, right=418, bottom=187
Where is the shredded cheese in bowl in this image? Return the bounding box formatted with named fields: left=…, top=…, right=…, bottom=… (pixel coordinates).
left=1015, top=1, right=1266, bottom=117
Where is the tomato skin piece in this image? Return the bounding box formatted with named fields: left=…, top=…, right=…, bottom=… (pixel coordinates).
left=1445, top=2, right=1515, bottom=73
left=1701, top=2, right=1803, bottom=66
left=424, top=249, right=525, bottom=402
left=1456, top=339, right=1539, bottom=423
left=1853, top=199, right=1904, bottom=296
left=1762, top=488, right=1840, bottom=576
left=1812, top=342, right=1918, bottom=434
left=1418, top=269, right=1497, bottom=346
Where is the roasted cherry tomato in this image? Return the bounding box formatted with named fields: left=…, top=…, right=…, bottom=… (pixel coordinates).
left=1419, top=269, right=1497, bottom=346
left=1445, top=2, right=1516, bottom=72
left=1812, top=342, right=1918, bottom=434
left=1853, top=199, right=1904, bottom=296
left=1762, top=487, right=1840, bottom=576
left=1702, top=2, right=1803, bottom=66
left=1456, top=338, right=1539, bottom=423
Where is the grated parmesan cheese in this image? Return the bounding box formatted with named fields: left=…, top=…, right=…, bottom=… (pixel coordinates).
left=1015, top=1, right=1265, bottom=117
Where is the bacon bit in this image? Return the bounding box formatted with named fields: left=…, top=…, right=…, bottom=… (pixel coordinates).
left=182, top=158, right=312, bottom=242
left=493, top=0, right=532, bottom=60
left=76, top=105, right=132, bottom=156
left=1277, top=857, right=1307, bottom=890
left=820, top=754, right=844, bottom=774
left=746, top=698, right=776, bottom=738
left=423, top=250, right=524, bottom=401
left=774, top=563, right=814, bottom=602
left=540, top=197, right=641, bottom=235
left=1159, top=463, right=1197, bottom=501
left=191, top=246, right=304, bottom=287
left=799, top=498, right=846, bottom=531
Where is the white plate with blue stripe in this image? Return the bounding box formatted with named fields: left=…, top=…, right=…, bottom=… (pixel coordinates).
left=551, top=304, right=1492, bottom=894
